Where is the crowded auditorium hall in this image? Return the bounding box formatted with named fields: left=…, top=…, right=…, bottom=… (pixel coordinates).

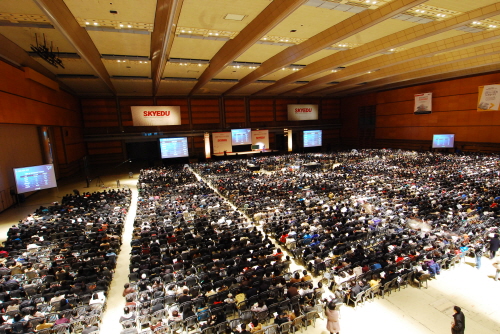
left=2, top=0, right=500, bottom=334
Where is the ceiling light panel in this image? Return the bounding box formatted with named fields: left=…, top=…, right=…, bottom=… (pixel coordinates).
left=266, top=5, right=352, bottom=40
left=224, top=14, right=246, bottom=21
left=63, top=0, right=157, bottom=24
left=77, top=18, right=153, bottom=31
left=177, top=0, right=270, bottom=30
left=0, top=13, right=50, bottom=23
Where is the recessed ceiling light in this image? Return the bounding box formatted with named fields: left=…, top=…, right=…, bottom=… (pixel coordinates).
left=85, top=22, right=90, bottom=25
left=215, top=33, right=219, bottom=36
left=119, top=24, right=124, bottom=27
left=209, top=33, right=212, bottom=35
left=188, top=31, right=192, bottom=33
left=139, top=61, right=142, bottom=63
left=117, top=60, right=121, bottom=62
left=263, top=38, right=267, bottom=40
left=94, top=22, right=98, bottom=26
left=127, top=25, right=132, bottom=28
left=224, top=14, right=246, bottom=21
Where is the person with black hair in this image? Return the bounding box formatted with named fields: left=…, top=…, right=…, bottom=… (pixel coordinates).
left=451, top=305, right=465, bottom=334
left=489, top=234, right=500, bottom=259
left=325, top=301, right=340, bottom=334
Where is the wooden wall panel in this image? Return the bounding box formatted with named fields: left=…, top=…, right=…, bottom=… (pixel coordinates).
left=275, top=98, right=298, bottom=122
left=339, top=71, right=500, bottom=150
left=82, top=99, right=119, bottom=129
left=224, top=98, right=246, bottom=125
left=0, top=61, right=84, bottom=192
left=249, top=99, right=274, bottom=123
left=340, top=93, right=377, bottom=149
left=87, top=141, right=123, bottom=155
left=191, top=99, right=220, bottom=125
left=321, top=99, right=340, bottom=120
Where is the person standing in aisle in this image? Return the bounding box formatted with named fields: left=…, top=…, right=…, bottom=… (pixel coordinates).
left=489, top=234, right=500, bottom=259
left=451, top=306, right=465, bottom=334
left=325, top=301, right=340, bottom=334
left=492, top=254, right=500, bottom=281
left=473, top=239, right=484, bottom=269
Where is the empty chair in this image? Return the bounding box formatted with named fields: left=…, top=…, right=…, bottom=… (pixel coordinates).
left=279, top=322, right=293, bottom=334
left=304, top=311, right=319, bottom=328
left=263, top=324, right=279, bottom=334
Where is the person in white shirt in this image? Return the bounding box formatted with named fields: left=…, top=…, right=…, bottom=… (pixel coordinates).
left=89, top=292, right=106, bottom=305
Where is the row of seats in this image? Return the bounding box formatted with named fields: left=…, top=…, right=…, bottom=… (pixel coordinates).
left=0, top=189, right=131, bottom=334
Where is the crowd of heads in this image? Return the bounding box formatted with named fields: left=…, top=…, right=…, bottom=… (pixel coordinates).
left=122, top=166, right=326, bottom=332
left=0, top=189, right=131, bottom=333
left=193, top=150, right=500, bottom=297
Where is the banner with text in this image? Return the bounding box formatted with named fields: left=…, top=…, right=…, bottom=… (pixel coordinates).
left=251, top=130, right=269, bottom=149
left=131, top=106, right=181, bottom=126
left=414, top=93, right=432, bottom=114
left=287, top=104, right=319, bottom=121
left=212, top=132, right=232, bottom=154
left=477, top=85, right=500, bottom=111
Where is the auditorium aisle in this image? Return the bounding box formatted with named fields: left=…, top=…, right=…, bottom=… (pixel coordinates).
left=0, top=170, right=499, bottom=333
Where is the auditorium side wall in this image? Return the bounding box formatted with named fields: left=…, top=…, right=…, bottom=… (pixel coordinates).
left=340, top=72, right=500, bottom=152
left=0, top=61, right=85, bottom=211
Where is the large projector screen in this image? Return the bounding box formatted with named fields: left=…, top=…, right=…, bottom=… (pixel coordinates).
left=432, top=134, right=455, bottom=148
left=159, top=137, right=189, bottom=158
left=231, top=129, right=252, bottom=145
left=303, top=130, right=322, bottom=147
left=13, top=164, right=57, bottom=194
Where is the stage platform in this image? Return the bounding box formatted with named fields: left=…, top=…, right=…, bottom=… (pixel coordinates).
left=213, top=149, right=278, bottom=157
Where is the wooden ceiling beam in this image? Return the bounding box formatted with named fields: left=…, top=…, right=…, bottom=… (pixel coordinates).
left=224, top=0, right=427, bottom=95
left=33, top=0, right=115, bottom=95
left=286, top=29, right=500, bottom=96
left=189, top=0, right=307, bottom=95
left=319, top=41, right=500, bottom=96
left=330, top=53, right=500, bottom=97
left=151, top=0, right=184, bottom=96
left=259, top=2, right=500, bottom=96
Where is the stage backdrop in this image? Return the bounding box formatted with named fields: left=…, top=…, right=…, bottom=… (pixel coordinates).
left=477, top=85, right=500, bottom=111
left=287, top=104, right=318, bottom=121
left=212, top=132, right=232, bottom=153
left=414, top=93, right=432, bottom=114
left=131, top=106, right=181, bottom=126
left=251, top=130, right=269, bottom=149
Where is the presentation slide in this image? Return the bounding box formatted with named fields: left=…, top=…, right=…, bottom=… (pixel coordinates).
left=303, top=130, right=322, bottom=147
left=159, top=137, right=189, bottom=158
left=432, top=134, right=455, bottom=148
left=13, top=164, right=57, bottom=194
left=231, top=128, right=252, bottom=145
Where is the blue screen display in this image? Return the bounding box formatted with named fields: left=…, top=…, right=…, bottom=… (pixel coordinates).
left=14, top=164, right=57, bottom=194
left=432, top=134, right=454, bottom=148
left=159, top=137, right=189, bottom=158
left=231, top=129, right=252, bottom=145
left=303, top=130, right=322, bottom=147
